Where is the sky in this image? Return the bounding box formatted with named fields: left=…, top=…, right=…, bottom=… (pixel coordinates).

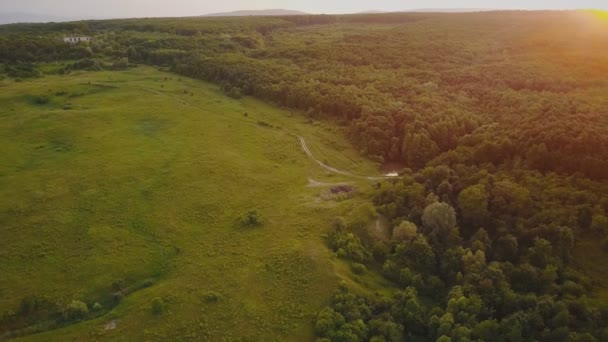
left=1, top=0, right=607, bottom=19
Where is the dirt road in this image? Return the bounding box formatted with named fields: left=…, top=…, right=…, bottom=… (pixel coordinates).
left=296, top=135, right=394, bottom=181
left=142, top=87, right=396, bottom=180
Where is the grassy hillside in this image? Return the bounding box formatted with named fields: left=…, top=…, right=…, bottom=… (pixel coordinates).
left=0, top=66, right=382, bottom=340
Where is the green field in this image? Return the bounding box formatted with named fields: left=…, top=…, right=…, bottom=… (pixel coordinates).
left=0, top=66, right=383, bottom=340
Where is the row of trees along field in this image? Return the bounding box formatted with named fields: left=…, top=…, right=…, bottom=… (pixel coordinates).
left=1, top=10, right=608, bottom=341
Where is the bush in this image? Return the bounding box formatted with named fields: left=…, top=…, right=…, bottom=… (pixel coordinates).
left=7, top=64, right=42, bottom=78
left=111, top=57, right=129, bottom=70
left=238, top=210, right=264, bottom=227
left=92, top=302, right=103, bottom=311
left=71, top=58, right=103, bottom=71
left=64, top=300, right=88, bottom=321
left=201, top=291, right=223, bottom=303
left=351, top=263, right=367, bottom=275
left=31, top=95, right=50, bottom=105
left=151, top=297, right=166, bottom=315
left=227, top=86, right=242, bottom=99
left=257, top=120, right=272, bottom=128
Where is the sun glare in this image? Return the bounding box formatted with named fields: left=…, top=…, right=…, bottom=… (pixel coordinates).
left=591, top=9, right=608, bottom=20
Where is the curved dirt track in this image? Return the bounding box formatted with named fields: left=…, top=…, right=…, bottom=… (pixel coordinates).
left=143, top=87, right=394, bottom=180
left=296, top=135, right=393, bottom=181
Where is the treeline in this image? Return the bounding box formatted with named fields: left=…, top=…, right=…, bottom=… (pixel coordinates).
left=0, top=34, right=93, bottom=63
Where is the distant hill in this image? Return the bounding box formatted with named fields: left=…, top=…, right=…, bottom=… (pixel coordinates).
left=355, top=8, right=496, bottom=15
left=203, top=9, right=308, bottom=17
left=406, top=8, right=496, bottom=13
left=0, top=12, right=80, bottom=24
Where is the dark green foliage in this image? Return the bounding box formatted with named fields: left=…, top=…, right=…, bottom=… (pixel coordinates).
left=60, top=58, right=103, bottom=73
left=238, top=210, right=263, bottom=227
left=6, top=64, right=42, bottom=78
left=226, top=86, right=242, bottom=99
left=458, top=184, right=489, bottom=234
left=63, top=300, right=88, bottom=321
left=111, top=57, right=129, bottom=70
left=151, top=297, right=166, bottom=315
left=350, top=263, right=367, bottom=275
left=327, top=218, right=371, bottom=263
left=318, top=161, right=608, bottom=340
left=201, top=291, right=223, bottom=303
left=30, top=95, right=50, bottom=105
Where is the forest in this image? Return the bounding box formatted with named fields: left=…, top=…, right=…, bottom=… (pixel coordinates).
left=1, top=10, right=608, bottom=341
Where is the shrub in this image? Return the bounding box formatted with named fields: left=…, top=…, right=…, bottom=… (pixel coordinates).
left=71, top=58, right=103, bottom=71
left=351, top=263, right=367, bottom=275
left=92, top=302, right=103, bottom=311
left=238, top=210, right=263, bottom=227
left=7, top=64, right=42, bottom=78
left=151, top=297, right=166, bottom=315
left=64, top=300, right=88, bottom=321
left=201, top=291, right=223, bottom=303
left=31, top=95, right=50, bottom=105
left=257, top=120, right=272, bottom=128
left=227, top=86, right=242, bottom=99
left=111, top=57, right=129, bottom=70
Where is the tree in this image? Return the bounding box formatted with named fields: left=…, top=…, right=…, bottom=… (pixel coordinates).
left=401, top=132, right=440, bottom=168
left=423, top=202, right=457, bottom=234
left=368, top=318, right=404, bottom=342
left=470, top=228, right=491, bottom=253
left=494, top=234, right=518, bottom=262
left=422, top=202, right=461, bottom=251
left=490, top=180, right=532, bottom=218
left=458, top=184, right=489, bottom=233
left=393, top=221, right=418, bottom=242
left=472, top=320, right=499, bottom=341
left=528, top=238, right=554, bottom=268
left=315, top=307, right=346, bottom=336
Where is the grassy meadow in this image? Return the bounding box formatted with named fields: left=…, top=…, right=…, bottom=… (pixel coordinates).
left=0, top=66, right=385, bottom=340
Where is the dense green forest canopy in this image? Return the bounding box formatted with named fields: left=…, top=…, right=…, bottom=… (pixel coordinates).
left=2, top=10, right=608, bottom=341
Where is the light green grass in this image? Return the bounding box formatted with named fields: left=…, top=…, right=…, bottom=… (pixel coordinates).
left=0, top=66, right=384, bottom=340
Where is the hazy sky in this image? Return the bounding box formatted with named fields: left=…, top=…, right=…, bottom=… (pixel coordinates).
left=2, top=0, right=607, bottom=18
